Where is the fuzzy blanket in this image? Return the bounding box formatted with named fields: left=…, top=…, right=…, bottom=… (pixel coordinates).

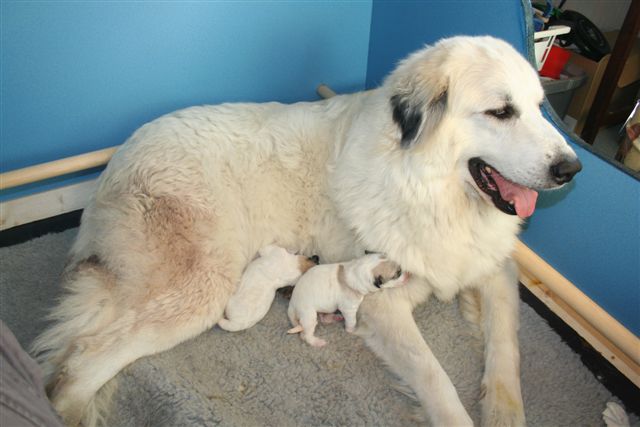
left=1, top=229, right=634, bottom=426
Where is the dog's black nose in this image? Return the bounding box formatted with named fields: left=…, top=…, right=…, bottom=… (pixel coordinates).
left=309, top=255, right=320, bottom=264
left=550, top=158, right=582, bottom=184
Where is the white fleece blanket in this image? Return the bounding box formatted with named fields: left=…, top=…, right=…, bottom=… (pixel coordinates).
left=1, top=229, right=635, bottom=426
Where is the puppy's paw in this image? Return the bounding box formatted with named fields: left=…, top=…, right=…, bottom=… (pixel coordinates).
left=307, top=337, right=327, bottom=347
left=319, top=312, right=344, bottom=324
left=345, top=325, right=355, bottom=333
left=480, top=380, right=525, bottom=427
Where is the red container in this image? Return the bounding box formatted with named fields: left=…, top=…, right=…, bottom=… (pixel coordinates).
left=540, top=45, right=571, bottom=79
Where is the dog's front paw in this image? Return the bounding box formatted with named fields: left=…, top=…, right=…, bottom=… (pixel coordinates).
left=480, top=380, right=525, bottom=427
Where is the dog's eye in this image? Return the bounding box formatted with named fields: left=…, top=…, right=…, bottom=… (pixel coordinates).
left=485, top=105, right=515, bottom=120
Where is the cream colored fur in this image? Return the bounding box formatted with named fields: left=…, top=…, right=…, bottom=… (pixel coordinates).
left=218, top=244, right=316, bottom=332
left=31, top=36, right=579, bottom=426
left=287, top=253, right=407, bottom=347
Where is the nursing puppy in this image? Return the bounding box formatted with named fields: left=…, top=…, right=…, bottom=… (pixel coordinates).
left=33, top=36, right=581, bottom=427
left=218, top=245, right=318, bottom=332
left=287, top=253, right=408, bottom=347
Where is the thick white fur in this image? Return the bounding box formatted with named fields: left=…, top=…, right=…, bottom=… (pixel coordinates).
left=218, top=245, right=316, bottom=332
left=31, top=36, right=579, bottom=426
left=287, top=253, right=407, bottom=347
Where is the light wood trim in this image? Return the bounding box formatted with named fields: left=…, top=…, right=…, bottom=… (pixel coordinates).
left=514, top=241, right=640, bottom=369
left=0, top=179, right=98, bottom=230
left=316, top=84, right=337, bottom=99
left=519, top=269, right=640, bottom=387
left=0, top=146, right=118, bottom=191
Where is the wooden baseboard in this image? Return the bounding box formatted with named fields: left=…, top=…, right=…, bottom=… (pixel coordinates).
left=0, top=179, right=97, bottom=231
left=516, top=245, right=640, bottom=388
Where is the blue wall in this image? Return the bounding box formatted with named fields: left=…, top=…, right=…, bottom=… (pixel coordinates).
left=365, top=1, right=527, bottom=88
left=525, top=143, right=640, bottom=335
left=1, top=1, right=372, bottom=173
left=366, top=0, right=639, bottom=335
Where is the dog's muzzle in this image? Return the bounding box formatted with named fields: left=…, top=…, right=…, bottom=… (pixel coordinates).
left=468, top=157, right=538, bottom=218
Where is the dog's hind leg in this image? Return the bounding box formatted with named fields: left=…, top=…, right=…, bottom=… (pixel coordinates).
left=299, top=311, right=326, bottom=347
left=475, top=259, right=525, bottom=427
left=47, top=265, right=237, bottom=426
left=356, top=284, right=473, bottom=426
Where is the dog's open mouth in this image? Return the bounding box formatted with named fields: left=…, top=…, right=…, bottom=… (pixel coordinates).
left=468, top=158, right=538, bottom=218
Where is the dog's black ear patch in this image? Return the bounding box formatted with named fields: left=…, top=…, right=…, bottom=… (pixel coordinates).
left=391, top=94, right=423, bottom=149
left=390, top=84, right=448, bottom=149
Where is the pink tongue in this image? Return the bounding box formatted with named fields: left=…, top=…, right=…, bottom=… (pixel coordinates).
left=491, top=173, right=538, bottom=218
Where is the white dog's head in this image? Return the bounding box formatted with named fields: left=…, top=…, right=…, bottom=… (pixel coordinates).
left=384, top=36, right=581, bottom=218
left=341, top=253, right=409, bottom=294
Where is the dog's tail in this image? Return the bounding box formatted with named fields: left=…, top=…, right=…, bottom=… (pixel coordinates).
left=30, top=263, right=118, bottom=427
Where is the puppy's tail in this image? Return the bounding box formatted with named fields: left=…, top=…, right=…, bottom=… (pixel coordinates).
left=287, top=325, right=303, bottom=334
left=286, top=304, right=302, bottom=334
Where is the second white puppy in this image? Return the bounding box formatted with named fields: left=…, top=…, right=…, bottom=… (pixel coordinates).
left=218, top=245, right=318, bottom=332
left=287, top=253, right=409, bottom=347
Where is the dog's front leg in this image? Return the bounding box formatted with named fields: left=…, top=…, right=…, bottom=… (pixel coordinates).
left=477, top=259, right=525, bottom=427
left=357, top=287, right=473, bottom=426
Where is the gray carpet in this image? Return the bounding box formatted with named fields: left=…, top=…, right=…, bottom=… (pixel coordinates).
left=0, top=228, right=636, bottom=426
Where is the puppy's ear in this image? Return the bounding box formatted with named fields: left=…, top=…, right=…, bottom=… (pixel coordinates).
left=373, top=275, right=384, bottom=288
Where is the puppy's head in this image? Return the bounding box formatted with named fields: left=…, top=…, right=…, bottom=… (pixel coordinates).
left=257, top=245, right=318, bottom=284
left=344, top=253, right=408, bottom=294
left=371, top=259, right=408, bottom=290
left=298, top=254, right=319, bottom=274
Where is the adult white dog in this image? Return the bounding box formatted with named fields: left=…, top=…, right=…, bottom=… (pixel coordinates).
left=33, top=36, right=581, bottom=426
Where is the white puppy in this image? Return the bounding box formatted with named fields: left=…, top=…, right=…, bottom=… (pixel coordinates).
left=218, top=245, right=318, bottom=332
left=287, top=253, right=409, bottom=347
